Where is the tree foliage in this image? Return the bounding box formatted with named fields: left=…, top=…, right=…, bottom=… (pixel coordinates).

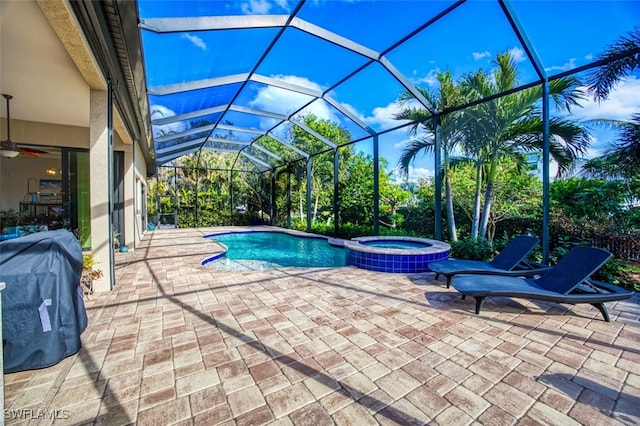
left=395, top=51, right=590, bottom=241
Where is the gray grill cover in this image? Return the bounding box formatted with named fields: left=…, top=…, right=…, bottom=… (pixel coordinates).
left=0, top=230, right=87, bottom=373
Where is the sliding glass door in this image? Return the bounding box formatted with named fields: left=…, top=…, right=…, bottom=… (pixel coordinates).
left=62, top=149, right=90, bottom=249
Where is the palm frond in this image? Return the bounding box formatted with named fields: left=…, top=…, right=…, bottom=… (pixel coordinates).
left=494, top=52, right=518, bottom=93
left=395, top=71, right=471, bottom=174
left=613, top=113, right=640, bottom=148
left=581, top=157, right=624, bottom=180
left=500, top=115, right=590, bottom=177
left=586, top=113, right=640, bottom=176
left=449, top=156, right=476, bottom=169
left=394, top=107, right=436, bottom=136
left=548, top=77, right=586, bottom=112
left=586, top=26, right=640, bottom=101
left=397, top=137, right=436, bottom=176
left=397, top=86, right=432, bottom=106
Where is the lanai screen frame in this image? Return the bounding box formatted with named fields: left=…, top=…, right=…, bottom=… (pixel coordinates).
left=138, top=0, right=640, bottom=263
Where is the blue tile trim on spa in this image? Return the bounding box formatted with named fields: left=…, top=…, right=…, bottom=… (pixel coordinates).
left=344, top=236, right=451, bottom=273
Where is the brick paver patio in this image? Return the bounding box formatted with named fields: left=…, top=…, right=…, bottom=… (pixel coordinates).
left=4, top=227, right=640, bottom=425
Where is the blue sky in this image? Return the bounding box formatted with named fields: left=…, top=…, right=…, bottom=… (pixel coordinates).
left=139, top=0, right=640, bottom=179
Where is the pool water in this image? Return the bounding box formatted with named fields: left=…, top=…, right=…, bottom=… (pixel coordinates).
left=204, top=232, right=346, bottom=270
left=361, top=240, right=431, bottom=250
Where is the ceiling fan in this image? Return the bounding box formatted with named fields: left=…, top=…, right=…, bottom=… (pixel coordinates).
left=1, top=93, right=49, bottom=158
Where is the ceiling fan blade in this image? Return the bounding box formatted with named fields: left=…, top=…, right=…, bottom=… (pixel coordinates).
left=18, top=147, right=48, bottom=155
left=0, top=141, right=49, bottom=157
left=18, top=150, right=40, bottom=158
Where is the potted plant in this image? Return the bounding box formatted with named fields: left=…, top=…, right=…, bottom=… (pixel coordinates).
left=113, top=230, right=130, bottom=252
left=113, top=230, right=121, bottom=251
left=81, top=253, right=103, bottom=298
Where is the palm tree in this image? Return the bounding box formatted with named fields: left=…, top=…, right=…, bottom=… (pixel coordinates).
left=395, top=71, right=467, bottom=241
left=586, top=27, right=640, bottom=174
left=581, top=118, right=640, bottom=219
left=460, top=52, right=590, bottom=239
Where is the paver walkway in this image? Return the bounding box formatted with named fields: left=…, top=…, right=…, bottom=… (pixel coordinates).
left=4, top=227, right=640, bottom=425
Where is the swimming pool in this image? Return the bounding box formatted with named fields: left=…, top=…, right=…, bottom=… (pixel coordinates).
left=202, top=231, right=346, bottom=271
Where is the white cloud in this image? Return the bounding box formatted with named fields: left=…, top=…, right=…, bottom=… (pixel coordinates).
left=387, top=164, right=433, bottom=183
left=265, top=75, right=325, bottom=93
left=412, top=68, right=440, bottom=87
left=336, top=101, right=365, bottom=122
left=250, top=75, right=338, bottom=127
left=569, top=78, right=640, bottom=155
left=274, top=0, right=290, bottom=10
left=241, top=0, right=272, bottom=14
left=545, top=58, right=577, bottom=73
left=472, top=51, right=491, bottom=61
left=363, top=101, right=408, bottom=129
left=180, top=34, right=206, bottom=51
left=150, top=105, right=186, bottom=137
left=297, top=102, right=338, bottom=124
left=508, top=47, right=527, bottom=63
left=393, top=138, right=409, bottom=150
left=407, top=166, right=434, bottom=182
left=576, top=76, right=640, bottom=121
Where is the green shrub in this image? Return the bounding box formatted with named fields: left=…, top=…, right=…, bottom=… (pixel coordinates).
left=591, top=258, right=640, bottom=291
left=449, top=237, right=495, bottom=261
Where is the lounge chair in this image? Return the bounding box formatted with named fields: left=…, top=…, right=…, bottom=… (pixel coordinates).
left=450, top=246, right=635, bottom=322
left=430, top=235, right=545, bottom=288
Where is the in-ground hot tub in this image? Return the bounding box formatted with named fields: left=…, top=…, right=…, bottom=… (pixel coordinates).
left=344, top=236, right=450, bottom=273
